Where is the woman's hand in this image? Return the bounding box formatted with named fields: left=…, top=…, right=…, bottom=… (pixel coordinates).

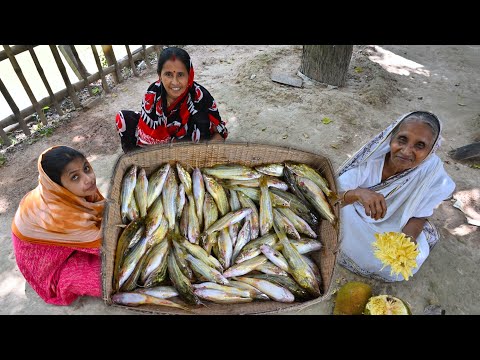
left=347, top=188, right=387, bottom=220
left=402, top=217, right=427, bottom=244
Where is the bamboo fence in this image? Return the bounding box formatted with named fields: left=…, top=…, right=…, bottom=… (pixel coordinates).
left=0, top=45, right=159, bottom=146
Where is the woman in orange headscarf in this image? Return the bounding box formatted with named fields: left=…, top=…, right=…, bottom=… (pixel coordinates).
left=11, top=146, right=105, bottom=305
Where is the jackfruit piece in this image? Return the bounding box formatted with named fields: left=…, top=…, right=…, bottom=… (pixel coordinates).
left=333, top=281, right=372, bottom=315
left=364, top=295, right=411, bottom=315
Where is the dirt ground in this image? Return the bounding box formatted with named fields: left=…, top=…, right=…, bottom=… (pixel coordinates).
left=1, top=45, right=479, bottom=315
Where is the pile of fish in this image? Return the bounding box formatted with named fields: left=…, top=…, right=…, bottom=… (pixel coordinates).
left=111, top=161, right=338, bottom=312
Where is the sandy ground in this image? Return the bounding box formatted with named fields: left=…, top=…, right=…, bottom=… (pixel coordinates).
left=0, top=45, right=479, bottom=315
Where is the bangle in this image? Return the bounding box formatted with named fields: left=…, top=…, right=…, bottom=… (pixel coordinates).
left=340, top=190, right=350, bottom=205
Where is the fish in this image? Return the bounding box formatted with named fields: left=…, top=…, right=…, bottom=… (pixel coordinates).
left=296, top=176, right=337, bottom=227
left=176, top=162, right=193, bottom=196
left=260, top=244, right=290, bottom=273
left=146, top=163, right=170, bottom=209
left=234, top=233, right=278, bottom=264
left=193, top=288, right=253, bottom=304
left=259, top=177, right=273, bottom=236
left=187, top=194, right=200, bottom=244
left=232, top=220, right=252, bottom=263
left=120, top=165, right=137, bottom=224
left=185, top=254, right=229, bottom=285
left=144, top=195, right=164, bottom=240
left=255, top=261, right=289, bottom=277
left=269, top=187, right=319, bottom=227
left=223, top=176, right=289, bottom=191
left=112, top=292, right=190, bottom=312
left=276, top=207, right=317, bottom=239
left=272, top=221, right=320, bottom=297
left=202, top=164, right=261, bottom=180
left=228, top=280, right=270, bottom=300
left=223, top=255, right=268, bottom=278
left=167, top=246, right=201, bottom=305
left=126, top=196, right=140, bottom=223
left=250, top=274, right=311, bottom=300
left=234, top=276, right=295, bottom=303
left=135, top=286, right=179, bottom=299
left=237, top=191, right=260, bottom=240
left=273, top=208, right=301, bottom=240
left=118, top=236, right=149, bottom=290
left=162, top=169, right=178, bottom=230
left=203, top=173, right=230, bottom=216
left=203, top=207, right=253, bottom=237
left=192, top=282, right=250, bottom=298
left=192, top=168, right=205, bottom=229
left=139, top=239, right=170, bottom=285
left=255, top=163, right=285, bottom=177
left=285, top=162, right=339, bottom=203
left=176, top=183, right=186, bottom=220
left=113, top=218, right=144, bottom=291
left=217, top=228, right=233, bottom=269
left=134, top=168, right=148, bottom=218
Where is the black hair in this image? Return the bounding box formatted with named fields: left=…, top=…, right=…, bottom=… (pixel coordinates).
left=41, top=146, right=86, bottom=186
left=157, top=47, right=191, bottom=75
left=392, top=111, right=440, bottom=140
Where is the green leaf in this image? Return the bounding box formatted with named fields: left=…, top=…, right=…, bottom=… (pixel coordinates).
left=42, top=106, right=50, bottom=111
left=354, top=66, right=364, bottom=73
left=322, top=117, right=332, bottom=124
left=472, top=164, right=480, bottom=169
left=92, top=87, right=100, bottom=95
left=0, top=155, right=6, bottom=166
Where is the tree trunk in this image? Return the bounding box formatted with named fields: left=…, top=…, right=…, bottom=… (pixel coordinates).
left=299, top=45, right=353, bottom=87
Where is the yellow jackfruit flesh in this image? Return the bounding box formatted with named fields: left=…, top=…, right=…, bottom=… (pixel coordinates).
left=333, top=282, right=372, bottom=315
left=364, top=295, right=411, bottom=315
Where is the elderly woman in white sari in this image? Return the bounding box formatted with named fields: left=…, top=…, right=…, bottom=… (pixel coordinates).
left=336, top=111, right=455, bottom=282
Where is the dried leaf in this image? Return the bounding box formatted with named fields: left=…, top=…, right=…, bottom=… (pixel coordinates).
left=261, top=128, right=266, bottom=131
left=282, top=135, right=288, bottom=139
left=331, top=144, right=339, bottom=149
left=458, top=103, right=466, bottom=106
left=303, top=133, right=310, bottom=139
left=322, top=117, right=332, bottom=124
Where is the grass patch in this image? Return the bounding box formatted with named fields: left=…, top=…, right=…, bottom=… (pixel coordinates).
left=0, top=154, right=6, bottom=167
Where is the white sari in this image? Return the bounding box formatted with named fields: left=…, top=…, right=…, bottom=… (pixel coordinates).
left=336, top=112, right=455, bottom=281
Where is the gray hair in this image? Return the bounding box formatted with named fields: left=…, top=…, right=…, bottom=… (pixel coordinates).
left=391, top=111, right=440, bottom=140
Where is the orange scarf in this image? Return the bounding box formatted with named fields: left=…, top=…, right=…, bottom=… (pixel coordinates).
left=12, top=146, right=105, bottom=248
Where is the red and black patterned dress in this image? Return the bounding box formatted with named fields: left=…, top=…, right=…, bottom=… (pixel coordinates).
left=115, top=64, right=228, bottom=153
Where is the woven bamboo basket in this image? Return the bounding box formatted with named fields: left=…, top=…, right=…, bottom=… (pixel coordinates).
left=102, top=142, right=340, bottom=314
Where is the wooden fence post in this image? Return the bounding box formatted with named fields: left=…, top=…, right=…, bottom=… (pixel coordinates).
left=27, top=46, right=64, bottom=116
left=3, top=45, right=48, bottom=125
left=58, top=45, right=91, bottom=80
left=91, top=45, right=110, bottom=94
left=0, top=77, right=30, bottom=138
left=49, top=45, right=82, bottom=108
left=142, top=45, right=151, bottom=68
left=69, top=45, right=94, bottom=96
left=101, top=45, right=122, bottom=84
left=125, top=45, right=139, bottom=76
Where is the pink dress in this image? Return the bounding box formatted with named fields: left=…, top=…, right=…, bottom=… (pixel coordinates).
left=12, top=232, right=102, bottom=305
